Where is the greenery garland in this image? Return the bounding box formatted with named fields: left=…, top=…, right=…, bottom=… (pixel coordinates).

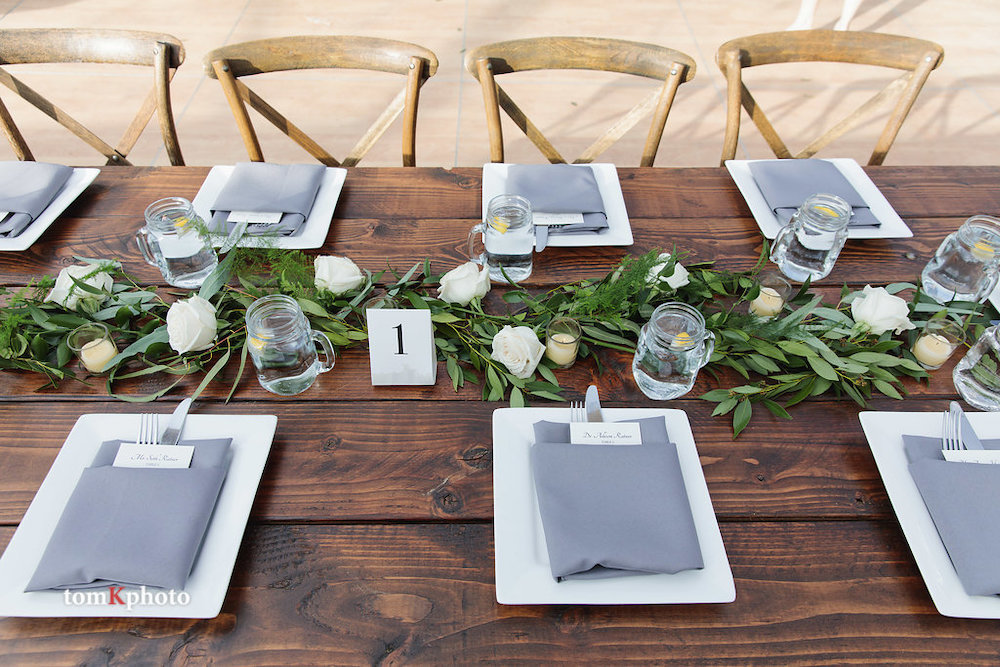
left=0, top=245, right=989, bottom=436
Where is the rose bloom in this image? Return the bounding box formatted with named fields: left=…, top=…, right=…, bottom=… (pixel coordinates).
left=167, top=295, right=218, bottom=353
left=45, top=264, right=113, bottom=310
left=851, top=285, right=915, bottom=335
left=647, top=253, right=690, bottom=290
left=491, top=325, right=545, bottom=379
left=437, top=261, right=490, bottom=306
left=314, top=256, right=364, bottom=295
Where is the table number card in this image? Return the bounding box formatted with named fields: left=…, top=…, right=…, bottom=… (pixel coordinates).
left=367, top=308, right=437, bottom=385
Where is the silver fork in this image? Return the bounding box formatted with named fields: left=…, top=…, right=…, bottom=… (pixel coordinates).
left=569, top=401, right=586, bottom=423
left=135, top=413, right=159, bottom=446
left=942, top=409, right=961, bottom=451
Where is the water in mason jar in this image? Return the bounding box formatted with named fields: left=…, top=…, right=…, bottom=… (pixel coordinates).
left=485, top=205, right=533, bottom=282
left=922, top=249, right=991, bottom=303
left=152, top=233, right=218, bottom=289
left=953, top=326, right=1000, bottom=411
left=631, top=320, right=700, bottom=400
left=252, top=344, right=319, bottom=396
left=775, top=227, right=840, bottom=282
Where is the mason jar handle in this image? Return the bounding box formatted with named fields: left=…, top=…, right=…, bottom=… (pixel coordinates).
left=698, top=330, right=716, bottom=369
left=467, top=222, right=486, bottom=265
left=134, top=229, right=158, bottom=267
left=978, top=270, right=1000, bottom=303
left=312, top=330, right=336, bottom=373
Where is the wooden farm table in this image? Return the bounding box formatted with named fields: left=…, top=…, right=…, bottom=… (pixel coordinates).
left=1, top=166, right=1000, bottom=664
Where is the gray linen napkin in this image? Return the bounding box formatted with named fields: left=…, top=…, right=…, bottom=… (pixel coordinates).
left=0, top=161, right=73, bottom=238
left=748, top=159, right=880, bottom=228
left=25, top=437, right=232, bottom=592
left=505, top=164, right=609, bottom=250
left=902, top=434, right=1000, bottom=596
left=209, top=162, right=325, bottom=236
left=531, top=416, right=704, bottom=581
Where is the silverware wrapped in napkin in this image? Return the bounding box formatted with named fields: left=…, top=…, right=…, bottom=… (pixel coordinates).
left=0, top=161, right=73, bottom=238
left=505, top=164, right=609, bottom=250
left=748, top=159, right=880, bottom=228
left=209, top=162, right=326, bottom=237
left=530, top=416, right=703, bottom=580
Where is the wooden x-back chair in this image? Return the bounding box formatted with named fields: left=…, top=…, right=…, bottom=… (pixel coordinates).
left=717, top=30, right=944, bottom=166
left=204, top=36, right=439, bottom=167
left=0, top=28, right=185, bottom=165
left=465, top=37, right=696, bottom=166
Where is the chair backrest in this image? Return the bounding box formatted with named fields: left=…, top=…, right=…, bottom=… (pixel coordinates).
left=0, top=28, right=185, bottom=166
left=204, top=35, right=439, bottom=167
left=464, top=37, right=696, bottom=166
left=716, top=30, right=943, bottom=166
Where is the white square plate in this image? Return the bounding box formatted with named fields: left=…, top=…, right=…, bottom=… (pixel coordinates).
left=725, top=158, right=912, bottom=240
left=192, top=165, right=347, bottom=250
left=859, top=410, right=1000, bottom=618
left=493, top=407, right=734, bottom=605
left=0, top=413, right=277, bottom=618
left=0, top=168, right=100, bottom=252
left=482, top=163, right=634, bottom=247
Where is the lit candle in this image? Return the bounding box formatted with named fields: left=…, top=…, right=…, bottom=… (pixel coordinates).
left=912, top=333, right=956, bottom=369
left=749, top=287, right=785, bottom=318
left=79, top=337, right=117, bottom=373
left=545, top=333, right=578, bottom=367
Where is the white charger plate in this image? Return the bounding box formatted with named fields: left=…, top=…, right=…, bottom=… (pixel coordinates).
left=482, top=163, right=634, bottom=247
left=192, top=165, right=347, bottom=250
left=493, top=407, right=734, bottom=605
left=859, top=410, right=1000, bottom=618
left=725, top=158, right=912, bottom=240
left=0, top=168, right=100, bottom=252
left=0, top=413, right=276, bottom=618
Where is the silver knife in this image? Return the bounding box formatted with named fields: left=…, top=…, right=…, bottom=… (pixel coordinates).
left=951, top=401, right=984, bottom=450
left=161, top=398, right=192, bottom=446
left=585, top=385, right=604, bottom=422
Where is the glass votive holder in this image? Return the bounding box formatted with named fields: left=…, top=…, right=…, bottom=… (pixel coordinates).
left=363, top=291, right=399, bottom=312
left=749, top=271, right=793, bottom=319
left=67, top=322, right=118, bottom=374
left=912, top=319, right=965, bottom=370
left=545, top=317, right=582, bottom=369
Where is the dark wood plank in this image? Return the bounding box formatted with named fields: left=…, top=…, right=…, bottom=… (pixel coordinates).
left=1, top=522, right=999, bottom=665
left=0, top=397, right=965, bottom=524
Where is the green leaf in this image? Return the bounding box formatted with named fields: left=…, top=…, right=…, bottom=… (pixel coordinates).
left=700, top=388, right=732, bottom=402
left=807, top=356, right=838, bottom=381
left=712, top=397, right=738, bottom=416
left=190, top=348, right=232, bottom=401
left=226, top=342, right=250, bottom=402
left=762, top=399, right=791, bottom=420
left=431, top=312, right=461, bottom=324
left=732, top=399, right=752, bottom=438
left=777, top=340, right=817, bottom=358
left=510, top=386, right=525, bottom=408
left=536, top=363, right=560, bottom=386
left=296, top=298, right=330, bottom=318
left=873, top=379, right=903, bottom=400
left=103, top=327, right=170, bottom=369
left=198, top=251, right=234, bottom=301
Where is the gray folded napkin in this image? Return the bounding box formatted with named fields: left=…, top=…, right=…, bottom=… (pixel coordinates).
left=0, top=161, right=73, bottom=238
left=505, top=164, right=609, bottom=250
left=748, top=159, right=880, bottom=228
left=902, top=434, right=1000, bottom=596
left=25, top=437, right=232, bottom=592
left=531, top=416, right=703, bottom=581
left=209, top=162, right=325, bottom=236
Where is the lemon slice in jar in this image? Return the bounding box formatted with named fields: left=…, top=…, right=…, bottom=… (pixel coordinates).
left=488, top=216, right=510, bottom=234
left=972, top=240, right=995, bottom=262
left=670, top=331, right=693, bottom=350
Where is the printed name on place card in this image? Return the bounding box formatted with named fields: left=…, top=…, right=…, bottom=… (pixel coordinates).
left=226, top=211, right=283, bottom=225
left=942, top=450, right=1000, bottom=464
left=533, top=212, right=584, bottom=226
left=113, top=443, right=195, bottom=469
left=569, top=422, right=642, bottom=445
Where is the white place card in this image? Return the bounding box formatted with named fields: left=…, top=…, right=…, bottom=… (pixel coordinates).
left=533, top=212, right=584, bottom=226
left=226, top=210, right=283, bottom=225
left=113, top=443, right=195, bottom=469
left=367, top=308, right=437, bottom=386
left=942, top=450, right=1000, bottom=464
left=569, top=422, right=642, bottom=445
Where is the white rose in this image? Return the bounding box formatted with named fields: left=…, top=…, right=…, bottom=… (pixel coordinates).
left=167, top=295, right=218, bottom=353
left=851, top=285, right=916, bottom=335
left=491, top=325, right=545, bottom=379
left=437, top=261, right=490, bottom=305
left=314, top=255, right=364, bottom=295
left=647, top=253, right=690, bottom=289
left=45, top=264, right=113, bottom=310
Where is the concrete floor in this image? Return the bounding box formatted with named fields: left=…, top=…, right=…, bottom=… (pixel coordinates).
left=0, top=0, right=995, bottom=168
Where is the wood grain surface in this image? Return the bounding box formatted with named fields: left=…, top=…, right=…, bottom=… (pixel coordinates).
left=2, top=167, right=1000, bottom=664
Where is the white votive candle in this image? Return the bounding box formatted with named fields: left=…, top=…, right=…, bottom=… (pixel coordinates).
left=79, top=337, right=117, bottom=373
left=749, top=287, right=785, bottom=318
left=545, top=333, right=578, bottom=367
left=912, top=333, right=955, bottom=369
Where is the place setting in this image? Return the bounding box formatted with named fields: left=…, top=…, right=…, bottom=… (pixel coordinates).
left=0, top=161, right=100, bottom=252
left=0, top=400, right=276, bottom=618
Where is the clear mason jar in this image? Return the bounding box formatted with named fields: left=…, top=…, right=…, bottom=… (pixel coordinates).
left=135, top=197, right=218, bottom=289
left=769, top=193, right=851, bottom=282
left=245, top=294, right=335, bottom=395
left=953, top=324, right=1000, bottom=411
left=468, top=194, right=534, bottom=283
left=921, top=215, right=1000, bottom=304
left=632, top=302, right=716, bottom=400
